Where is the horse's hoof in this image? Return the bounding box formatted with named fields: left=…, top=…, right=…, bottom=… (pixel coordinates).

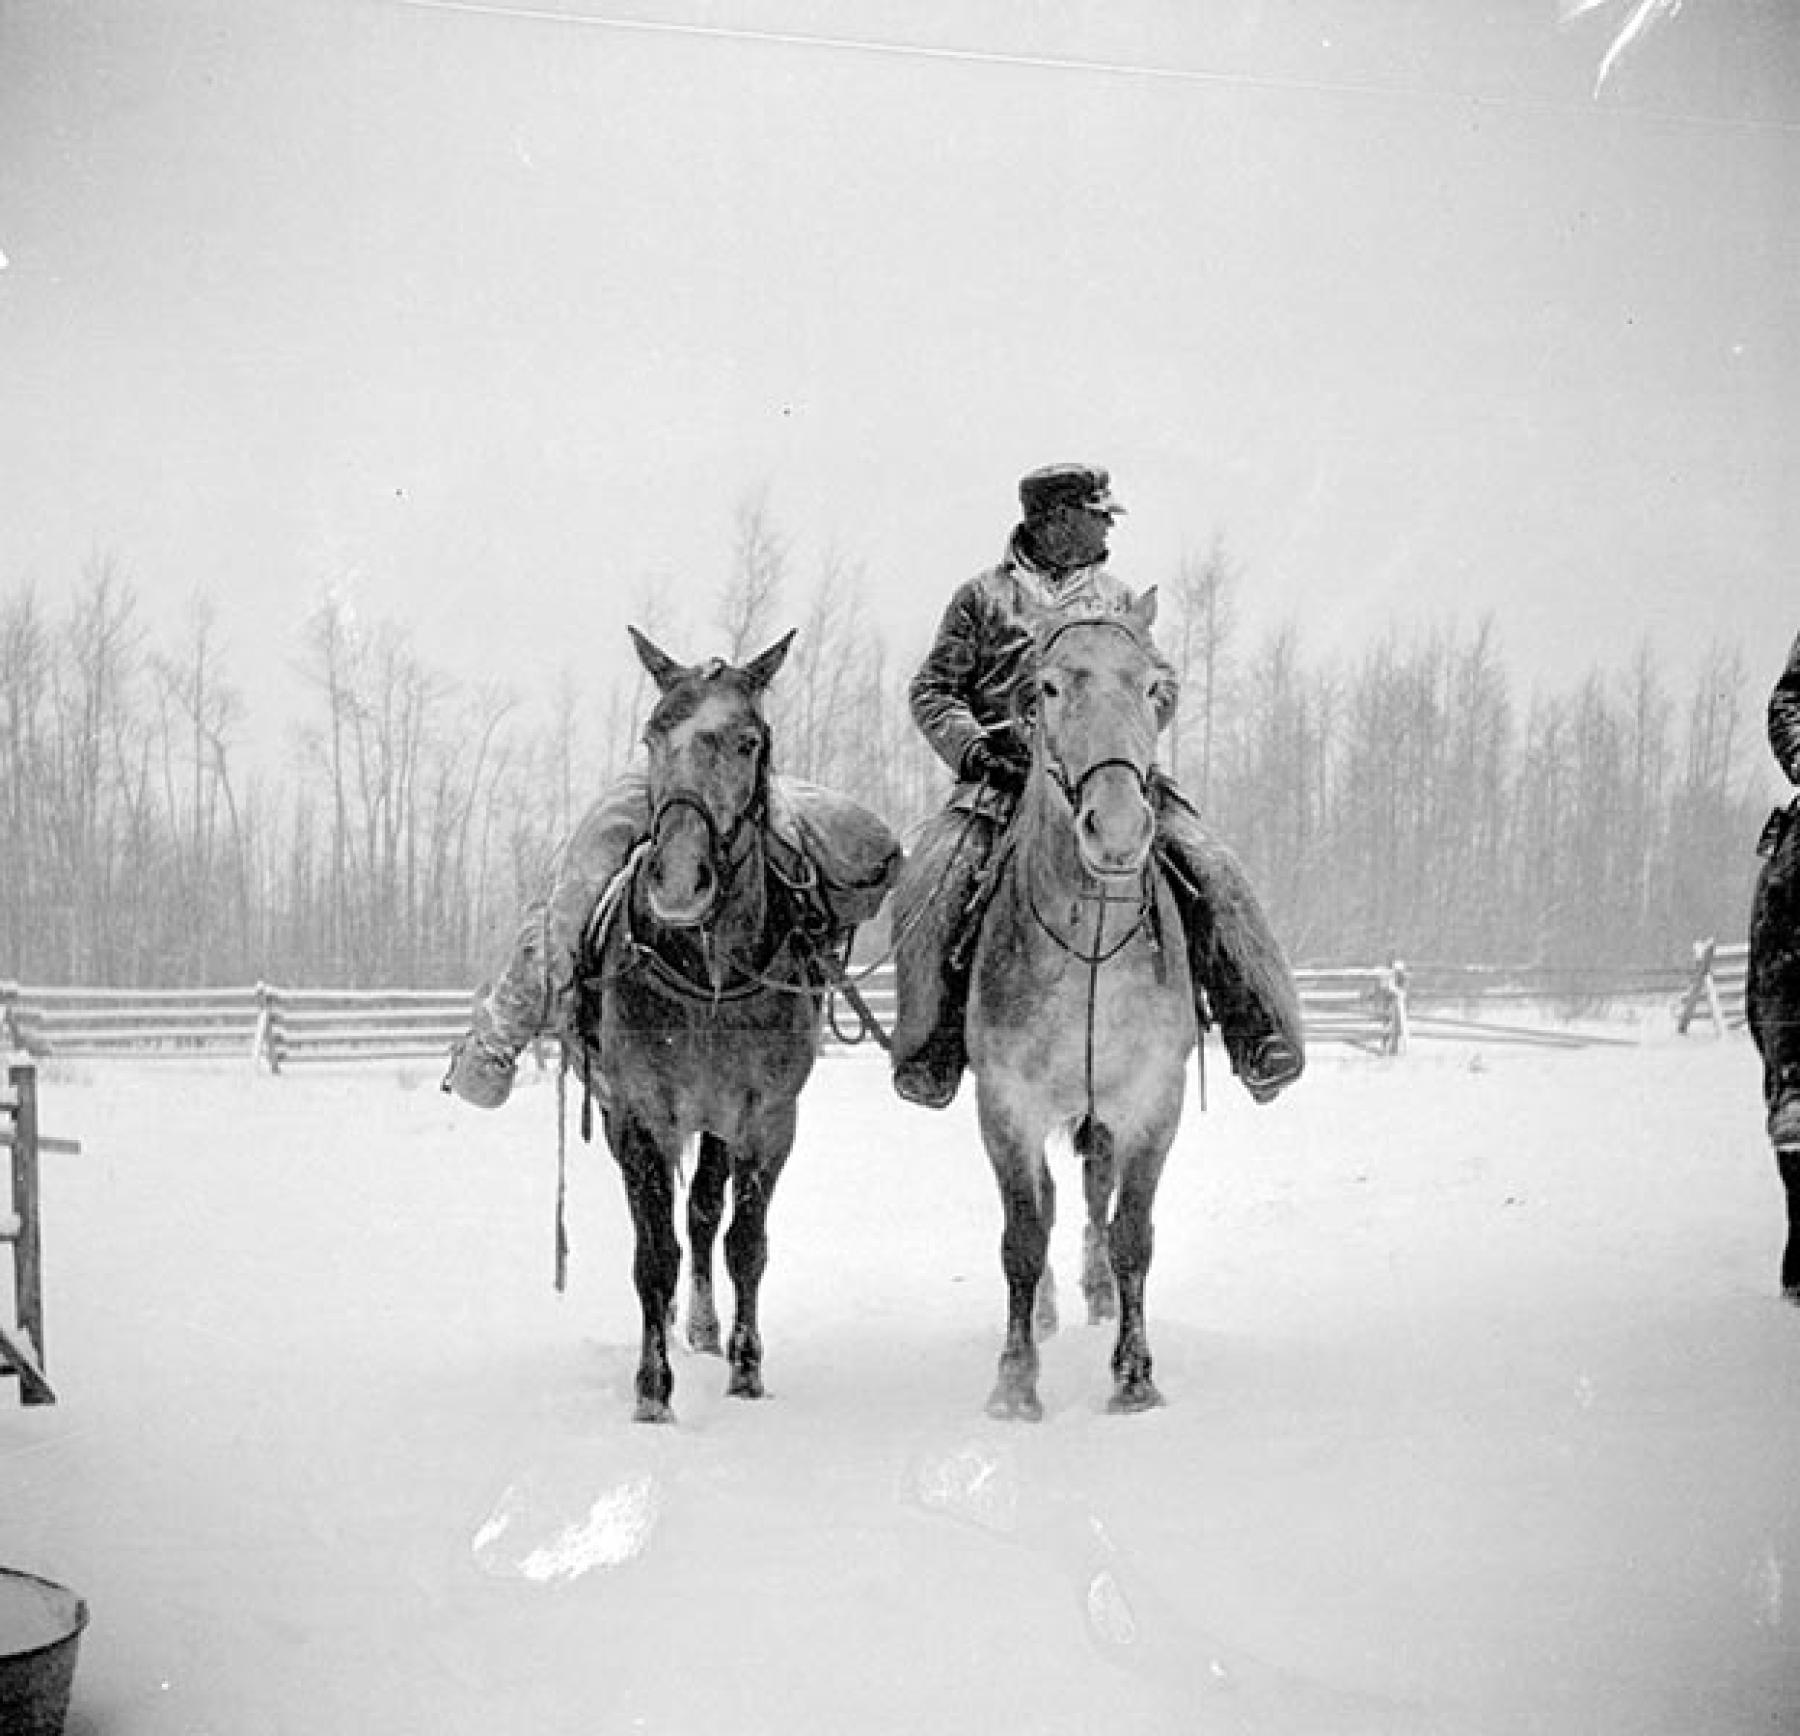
left=1107, top=1380, right=1164, bottom=1415
left=1783, top=1284, right=1800, bottom=1307
left=727, top=1368, right=765, bottom=1400
left=633, top=1395, right=675, bottom=1424
left=985, top=1386, right=1044, bottom=1423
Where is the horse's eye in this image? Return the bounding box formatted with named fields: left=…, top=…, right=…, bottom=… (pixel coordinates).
left=1040, top=676, right=1062, bottom=701
left=736, top=734, right=760, bottom=758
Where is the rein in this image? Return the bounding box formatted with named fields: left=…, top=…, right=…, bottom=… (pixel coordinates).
left=617, top=825, right=811, bottom=1007
left=1018, top=626, right=1165, bottom=1132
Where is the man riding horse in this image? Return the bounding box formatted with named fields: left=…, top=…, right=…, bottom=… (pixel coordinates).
left=889, top=462, right=1305, bottom=1111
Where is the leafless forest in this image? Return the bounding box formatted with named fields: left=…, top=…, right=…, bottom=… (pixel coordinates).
left=0, top=507, right=1765, bottom=990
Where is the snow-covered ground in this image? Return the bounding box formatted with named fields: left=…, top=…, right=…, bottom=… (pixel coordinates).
left=4, top=1026, right=1798, bottom=1734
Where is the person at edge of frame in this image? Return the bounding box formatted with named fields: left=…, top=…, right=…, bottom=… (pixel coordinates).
left=1747, top=629, right=1800, bottom=1183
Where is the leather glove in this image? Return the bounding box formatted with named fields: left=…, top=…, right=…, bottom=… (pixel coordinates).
left=961, top=725, right=1030, bottom=791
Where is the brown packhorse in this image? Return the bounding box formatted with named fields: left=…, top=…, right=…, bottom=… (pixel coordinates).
left=966, top=591, right=1199, bottom=1419
left=573, top=628, right=862, bottom=1423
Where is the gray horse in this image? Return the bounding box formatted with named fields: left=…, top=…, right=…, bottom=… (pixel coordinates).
left=965, top=592, right=1200, bottom=1419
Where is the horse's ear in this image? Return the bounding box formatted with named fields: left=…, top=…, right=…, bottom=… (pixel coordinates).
left=629, top=626, right=687, bottom=693
left=742, top=629, right=797, bottom=693
left=1128, top=587, right=1159, bottom=632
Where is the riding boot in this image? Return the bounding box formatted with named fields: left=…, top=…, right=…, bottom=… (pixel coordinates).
left=890, top=804, right=999, bottom=1108
left=1153, top=787, right=1305, bottom=1105
left=445, top=771, right=651, bottom=1108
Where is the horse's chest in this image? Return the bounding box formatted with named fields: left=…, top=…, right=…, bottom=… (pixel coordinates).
left=971, top=885, right=1195, bottom=1075
left=600, top=979, right=818, bottom=1124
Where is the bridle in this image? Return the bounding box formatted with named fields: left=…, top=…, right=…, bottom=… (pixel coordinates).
left=644, top=786, right=756, bottom=926
left=1028, top=616, right=1158, bottom=880
left=640, top=691, right=772, bottom=930
left=619, top=708, right=838, bottom=1010
left=1019, top=614, right=1169, bottom=1129
left=1040, top=752, right=1151, bottom=820
left=1029, top=614, right=1157, bottom=825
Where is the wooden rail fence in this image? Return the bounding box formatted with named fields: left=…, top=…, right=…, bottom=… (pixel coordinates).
left=0, top=953, right=1720, bottom=1069
left=1676, top=938, right=1750, bottom=1037
left=0, top=983, right=470, bottom=1071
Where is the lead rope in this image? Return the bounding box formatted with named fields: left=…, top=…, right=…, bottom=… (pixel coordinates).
left=554, top=1056, right=570, bottom=1293
left=1081, top=897, right=1104, bottom=1143
left=1077, top=880, right=1133, bottom=1144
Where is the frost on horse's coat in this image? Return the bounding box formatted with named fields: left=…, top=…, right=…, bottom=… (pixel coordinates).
left=964, top=591, right=1198, bottom=1420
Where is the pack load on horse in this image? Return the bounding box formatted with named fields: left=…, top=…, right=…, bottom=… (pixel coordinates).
left=957, top=592, right=1201, bottom=1419
left=566, top=627, right=900, bottom=1422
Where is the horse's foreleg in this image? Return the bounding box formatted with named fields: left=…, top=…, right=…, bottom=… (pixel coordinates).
left=686, top=1134, right=729, bottom=1354
left=722, top=1172, right=769, bottom=1399
left=723, top=1113, right=794, bottom=1400
left=1107, top=1160, right=1165, bottom=1414
left=618, top=1141, right=682, bottom=1423
left=987, top=1165, right=1050, bottom=1422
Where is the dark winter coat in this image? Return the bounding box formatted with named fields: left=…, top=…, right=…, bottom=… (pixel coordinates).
left=909, top=531, right=1176, bottom=794
left=1771, top=631, right=1800, bottom=787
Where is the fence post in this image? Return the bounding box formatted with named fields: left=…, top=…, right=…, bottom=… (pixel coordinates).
left=256, top=983, right=287, bottom=1075
left=1380, top=958, right=1410, bottom=1056
left=1, top=1058, right=54, bottom=1404
left=1676, top=938, right=1723, bottom=1038
left=10, top=1060, right=43, bottom=1381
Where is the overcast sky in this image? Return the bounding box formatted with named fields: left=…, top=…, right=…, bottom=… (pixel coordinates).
left=3, top=0, right=1796, bottom=776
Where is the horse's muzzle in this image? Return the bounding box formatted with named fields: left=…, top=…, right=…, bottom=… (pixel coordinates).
left=1074, top=763, right=1155, bottom=878
left=646, top=796, right=723, bottom=926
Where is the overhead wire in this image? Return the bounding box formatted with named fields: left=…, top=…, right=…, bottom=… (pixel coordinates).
left=393, top=0, right=1800, bottom=134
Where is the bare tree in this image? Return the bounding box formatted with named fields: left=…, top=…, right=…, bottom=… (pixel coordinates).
left=150, top=594, right=249, bottom=980
left=1167, top=536, right=1236, bottom=807
left=52, top=556, right=143, bottom=977
left=774, top=545, right=861, bottom=784
left=717, top=488, right=787, bottom=661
